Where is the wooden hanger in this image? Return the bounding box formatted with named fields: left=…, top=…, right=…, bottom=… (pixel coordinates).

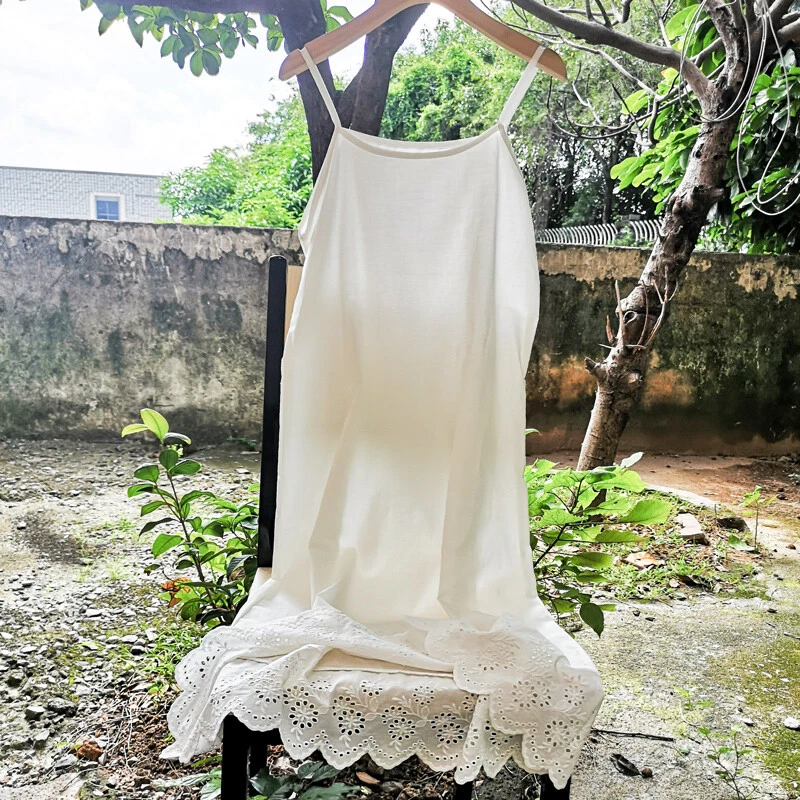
left=279, top=0, right=567, bottom=83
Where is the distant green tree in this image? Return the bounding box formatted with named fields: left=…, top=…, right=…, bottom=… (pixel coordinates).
left=160, top=94, right=312, bottom=228
left=382, top=20, right=653, bottom=228
left=613, top=44, right=800, bottom=254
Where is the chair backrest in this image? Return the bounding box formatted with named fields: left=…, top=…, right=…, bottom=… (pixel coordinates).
left=257, top=256, right=303, bottom=569
left=285, top=264, right=303, bottom=339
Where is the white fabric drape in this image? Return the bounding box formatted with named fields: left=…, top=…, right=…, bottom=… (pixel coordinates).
left=163, top=45, right=603, bottom=789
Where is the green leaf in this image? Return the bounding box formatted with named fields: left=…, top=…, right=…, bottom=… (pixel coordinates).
left=250, top=770, right=283, bottom=798
left=190, top=50, right=204, bottom=77
left=161, top=36, right=177, bottom=57
left=121, top=423, right=149, bottom=437
left=594, top=529, right=644, bottom=543
left=727, top=534, right=755, bottom=551
left=140, top=500, right=167, bottom=516
left=665, top=4, right=700, bottom=39
left=98, top=15, right=115, bottom=34
left=127, top=482, right=155, bottom=498
left=159, top=449, right=180, bottom=470
left=590, top=469, right=647, bottom=492
left=618, top=498, right=672, bottom=525
left=152, top=532, right=184, bottom=557
left=140, top=408, right=169, bottom=441
left=134, top=464, right=160, bottom=483
left=328, top=5, right=354, bottom=22
left=568, top=552, right=615, bottom=569
left=173, top=459, right=202, bottom=476
left=202, top=49, right=222, bottom=75
left=579, top=602, right=605, bottom=636
left=140, top=517, right=174, bottom=536
left=96, top=2, right=121, bottom=20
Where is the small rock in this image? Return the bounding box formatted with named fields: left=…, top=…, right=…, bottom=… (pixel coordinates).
left=784, top=717, right=800, bottom=731
left=120, top=635, right=138, bottom=645
left=33, top=730, right=50, bottom=749
left=85, top=608, right=103, bottom=618
left=77, top=741, right=103, bottom=761
left=47, top=697, right=77, bottom=716
left=7, top=671, right=25, bottom=687
left=675, top=513, right=708, bottom=544
left=641, top=767, right=654, bottom=778
left=719, top=516, right=748, bottom=532
left=380, top=782, right=405, bottom=796
left=767, top=608, right=778, bottom=614
left=24, top=703, right=46, bottom=720
left=741, top=717, right=755, bottom=726
left=54, top=754, right=79, bottom=771
left=130, top=645, right=146, bottom=656
left=645, top=615, right=656, bottom=621
left=16, top=521, right=27, bottom=530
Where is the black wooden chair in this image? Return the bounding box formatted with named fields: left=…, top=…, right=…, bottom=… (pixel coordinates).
left=219, top=255, right=571, bottom=800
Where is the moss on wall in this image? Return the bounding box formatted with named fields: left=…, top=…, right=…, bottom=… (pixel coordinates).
left=1, top=220, right=797, bottom=453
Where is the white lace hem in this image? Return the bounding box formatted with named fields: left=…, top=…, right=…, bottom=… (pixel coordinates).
left=162, top=604, right=603, bottom=789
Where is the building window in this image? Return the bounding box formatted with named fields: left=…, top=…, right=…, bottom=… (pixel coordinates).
left=94, top=195, right=121, bottom=221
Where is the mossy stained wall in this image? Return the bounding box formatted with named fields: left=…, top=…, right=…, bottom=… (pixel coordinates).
left=1, top=216, right=798, bottom=454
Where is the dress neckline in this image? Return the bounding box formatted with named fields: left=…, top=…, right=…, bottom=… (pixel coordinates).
left=297, top=43, right=547, bottom=159
left=336, top=123, right=505, bottom=160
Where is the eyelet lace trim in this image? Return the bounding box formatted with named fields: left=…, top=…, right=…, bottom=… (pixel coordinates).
left=162, top=604, right=603, bottom=789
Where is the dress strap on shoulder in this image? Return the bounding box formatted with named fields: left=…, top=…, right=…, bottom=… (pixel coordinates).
left=299, top=47, right=341, bottom=129
left=498, top=44, right=547, bottom=129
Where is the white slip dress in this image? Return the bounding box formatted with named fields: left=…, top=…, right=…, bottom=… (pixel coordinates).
left=163, top=45, right=604, bottom=789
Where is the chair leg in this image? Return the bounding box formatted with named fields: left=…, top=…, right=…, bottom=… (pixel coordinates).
left=453, top=780, right=474, bottom=799
left=539, top=775, right=571, bottom=799
left=249, top=729, right=282, bottom=778
left=221, top=715, right=252, bottom=800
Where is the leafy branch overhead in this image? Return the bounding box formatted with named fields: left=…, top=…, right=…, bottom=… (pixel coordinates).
left=80, top=1, right=353, bottom=76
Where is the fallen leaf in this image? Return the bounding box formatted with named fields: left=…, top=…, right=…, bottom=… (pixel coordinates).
left=624, top=551, right=664, bottom=569
left=356, top=772, right=381, bottom=786
left=610, top=752, right=641, bottom=776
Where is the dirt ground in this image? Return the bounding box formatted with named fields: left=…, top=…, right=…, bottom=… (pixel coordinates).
left=0, top=440, right=798, bottom=800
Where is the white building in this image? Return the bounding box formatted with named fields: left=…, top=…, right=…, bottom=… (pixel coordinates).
left=0, top=165, right=172, bottom=223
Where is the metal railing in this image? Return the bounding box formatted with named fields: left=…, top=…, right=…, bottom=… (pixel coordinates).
left=536, top=218, right=661, bottom=247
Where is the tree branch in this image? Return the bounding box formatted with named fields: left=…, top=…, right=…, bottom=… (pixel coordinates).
left=339, top=5, right=427, bottom=131
left=168, top=0, right=282, bottom=12
left=779, top=17, right=800, bottom=43
left=511, top=0, right=711, bottom=100
left=770, top=0, right=795, bottom=25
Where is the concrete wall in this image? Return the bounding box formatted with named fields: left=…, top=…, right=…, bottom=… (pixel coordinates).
left=1, top=214, right=798, bottom=455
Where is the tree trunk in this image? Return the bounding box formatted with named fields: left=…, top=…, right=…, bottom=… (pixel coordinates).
left=277, top=2, right=426, bottom=179
left=576, top=98, right=742, bottom=470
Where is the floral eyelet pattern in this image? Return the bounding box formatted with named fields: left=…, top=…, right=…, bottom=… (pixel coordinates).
left=162, top=603, right=603, bottom=790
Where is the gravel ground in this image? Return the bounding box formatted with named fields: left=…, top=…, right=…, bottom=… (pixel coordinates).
left=0, top=440, right=798, bottom=800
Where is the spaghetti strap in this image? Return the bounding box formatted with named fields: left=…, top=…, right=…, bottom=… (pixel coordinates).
left=498, top=44, right=547, bottom=129
left=299, top=47, right=341, bottom=129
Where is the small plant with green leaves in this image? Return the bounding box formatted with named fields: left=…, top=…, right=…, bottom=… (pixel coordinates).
left=251, top=760, right=354, bottom=800
left=740, top=485, right=775, bottom=548
left=676, top=688, right=761, bottom=800
left=527, top=452, right=673, bottom=637
left=122, top=408, right=260, bottom=627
